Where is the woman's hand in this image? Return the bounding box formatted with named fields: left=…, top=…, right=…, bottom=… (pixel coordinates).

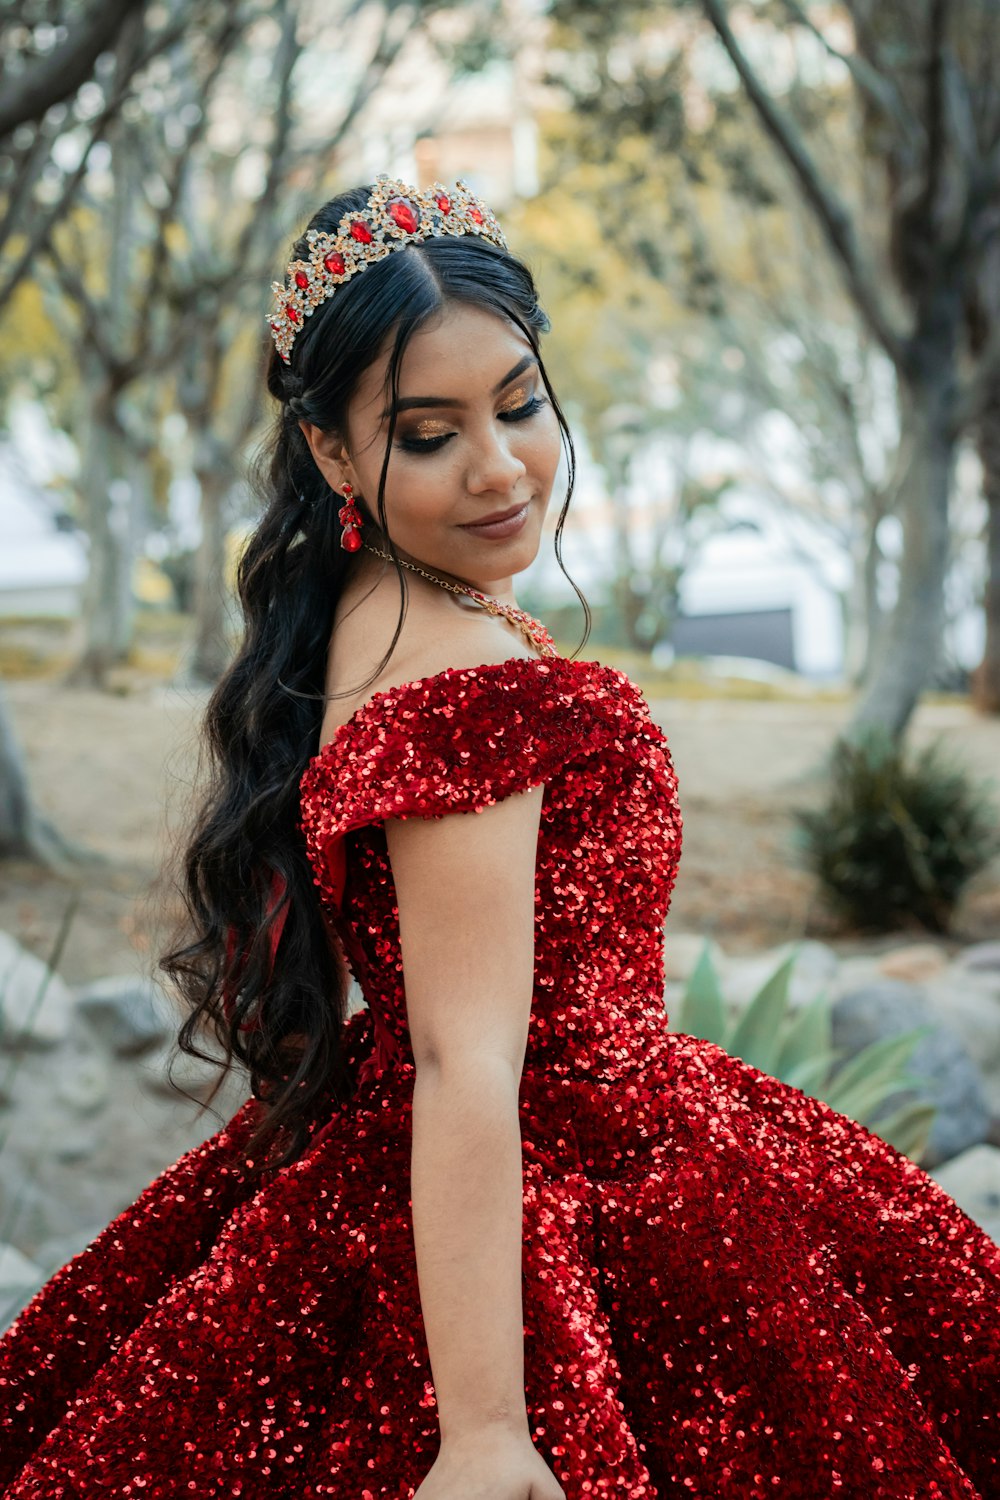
left=413, top=1423, right=565, bottom=1500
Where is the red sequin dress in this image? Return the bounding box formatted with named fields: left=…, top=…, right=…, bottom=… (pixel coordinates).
left=1, top=650, right=999, bottom=1500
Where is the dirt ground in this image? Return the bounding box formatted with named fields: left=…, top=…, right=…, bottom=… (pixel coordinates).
left=3, top=667, right=999, bottom=990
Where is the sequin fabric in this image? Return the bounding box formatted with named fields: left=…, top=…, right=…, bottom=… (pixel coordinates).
left=1, top=652, right=999, bottom=1499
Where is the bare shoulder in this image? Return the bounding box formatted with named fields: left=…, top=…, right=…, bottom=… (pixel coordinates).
left=320, top=562, right=539, bottom=745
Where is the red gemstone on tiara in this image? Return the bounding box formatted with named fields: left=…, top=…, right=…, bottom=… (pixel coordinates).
left=436, top=194, right=451, bottom=214
left=350, top=220, right=373, bottom=244
left=469, top=206, right=484, bottom=225
left=323, top=250, right=346, bottom=275
left=294, top=270, right=309, bottom=288
left=388, top=198, right=419, bottom=233
left=286, top=304, right=300, bottom=322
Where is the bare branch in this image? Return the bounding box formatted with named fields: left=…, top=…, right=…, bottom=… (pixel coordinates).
left=956, top=326, right=1000, bottom=431
left=0, top=119, right=54, bottom=250
left=231, top=0, right=303, bottom=270
left=130, top=11, right=248, bottom=356
left=0, top=126, right=105, bottom=311
left=41, top=237, right=119, bottom=372
left=0, top=0, right=147, bottom=139
left=0, top=0, right=203, bottom=300
left=700, top=0, right=907, bottom=364
left=924, top=0, right=947, bottom=246
left=232, top=1, right=415, bottom=277
left=777, top=0, right=921, bottom=144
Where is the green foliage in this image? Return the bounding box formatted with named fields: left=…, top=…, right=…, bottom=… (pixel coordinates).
left=791, top=726, right=1000, bottom=934
left=674, top=939, right=938, bottom=1163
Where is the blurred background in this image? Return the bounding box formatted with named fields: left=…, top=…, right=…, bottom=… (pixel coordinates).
left=2, top=0, right=1000, bottom=1319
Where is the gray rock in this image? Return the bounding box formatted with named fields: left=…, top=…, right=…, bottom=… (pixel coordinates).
left=51, top=1124, right=101, bottom=1163
left=33, top=1225, right=106, bottom=1278
left=0, top=1242, right=46, bottom=1334
left=139, top=1040, right=229, bottom=1102
left=930, top=1144, right=1000, bottom=1246
left=75, top=974, right=173, bottom=1057
left=831, top=981, right=991, bottom=1168
left=54, top=1052, right=110, bottom=1115
left=0, top=987, right=249, bottom=1289
left=959, top=942, right=1000, bottom=974
left=876, top=943, right=949, bottom=983
left=0, top=931, right=73, bottom=1050
left=920, top=973, right=1000, bottom=1115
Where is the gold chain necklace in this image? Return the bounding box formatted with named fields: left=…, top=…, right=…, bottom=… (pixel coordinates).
left=362, top=541, right=560, bottom=659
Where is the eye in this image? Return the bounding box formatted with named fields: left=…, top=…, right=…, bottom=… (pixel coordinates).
left=397, top=430, right=452, bottom=454
left=499, top=394, right=548, bottom=424
left=397, top=395, right=549, bottom=454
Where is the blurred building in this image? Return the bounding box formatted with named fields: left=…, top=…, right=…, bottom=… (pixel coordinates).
left=673, top=493, right=847, bottom=679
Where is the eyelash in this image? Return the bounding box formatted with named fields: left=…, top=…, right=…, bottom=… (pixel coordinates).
left=397, top=395, right=549, bottom=453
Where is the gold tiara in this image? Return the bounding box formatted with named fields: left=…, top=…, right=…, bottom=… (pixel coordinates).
left=266, top=173, right=509, bottom=363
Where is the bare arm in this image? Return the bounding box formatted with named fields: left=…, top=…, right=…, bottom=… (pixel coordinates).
left=384, top=781, right=544, bottom=1446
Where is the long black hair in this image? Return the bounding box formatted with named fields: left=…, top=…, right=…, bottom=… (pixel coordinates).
left=159, top=182, right=589, bottom=1179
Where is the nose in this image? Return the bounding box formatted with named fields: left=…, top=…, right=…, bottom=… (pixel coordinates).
left=466, top=423, right=528, bottom=495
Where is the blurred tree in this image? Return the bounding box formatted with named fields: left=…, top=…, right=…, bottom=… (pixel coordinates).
left=0, top=0, right=210, bottom=298
left=960, top=63, right=1000, bottom=713
left=698, top=0, right=1000, bottom=735
left=536, top=0, right=999, bottom=733
left=33, top=3, right=252, bottom=683
left=10, top=0, right=456, bottom=686
left=174, top=0, right=421, bottom=682
left=514, top=80, right=895, bottom=669
left=508, top=158, right=725, bottom=652
left=0, top=686, right=42, bottom=859
left=0, top=0, right=146, bottom=138
left=0, top=686, right=79, bottom=864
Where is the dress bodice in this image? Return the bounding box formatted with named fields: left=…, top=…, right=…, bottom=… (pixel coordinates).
left=298, top=654, right=684, bottom=1084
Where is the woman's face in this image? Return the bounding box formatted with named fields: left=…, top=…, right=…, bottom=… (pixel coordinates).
left=301, top=300, right=563, bottom=596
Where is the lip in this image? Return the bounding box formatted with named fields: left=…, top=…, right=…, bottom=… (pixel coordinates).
left=459, top=501, right=530, bottom=539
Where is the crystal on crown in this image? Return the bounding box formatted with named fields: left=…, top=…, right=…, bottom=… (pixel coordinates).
left=266, top=173, right=509, bottom=363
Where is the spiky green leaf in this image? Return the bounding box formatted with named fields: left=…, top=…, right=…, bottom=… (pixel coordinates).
left=675, top=937, right=727, bottom=1042
left=725, top=946, right=800, bottom=1073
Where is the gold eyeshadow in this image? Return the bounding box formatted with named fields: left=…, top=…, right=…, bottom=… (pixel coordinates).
left=402, top=386, right=535, bottom=440
left=498, top=384, right=531, bottom=412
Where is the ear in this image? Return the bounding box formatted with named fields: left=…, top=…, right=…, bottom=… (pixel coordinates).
left=298, top=419, right=359, bottom=495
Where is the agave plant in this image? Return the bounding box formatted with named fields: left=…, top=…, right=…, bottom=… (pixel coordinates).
left=672, top=938, right=938, bottom=1163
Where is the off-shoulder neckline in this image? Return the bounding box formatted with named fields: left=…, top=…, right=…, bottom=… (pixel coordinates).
left=305, top=653, right=610, bottom=774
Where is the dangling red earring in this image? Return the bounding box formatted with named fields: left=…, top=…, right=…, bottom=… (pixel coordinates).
left=338, top=480, right=362, bottom=552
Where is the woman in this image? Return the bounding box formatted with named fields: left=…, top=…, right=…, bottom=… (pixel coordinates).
left=1, top=174, right=998, bottom=1500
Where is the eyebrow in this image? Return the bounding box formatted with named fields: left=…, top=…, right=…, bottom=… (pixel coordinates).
left=382, top=354, right=538, bottom=419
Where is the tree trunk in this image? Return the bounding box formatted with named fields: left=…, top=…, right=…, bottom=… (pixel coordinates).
left=191, top=465, right=233, bottom=683
left=0, top=687, right=89, bottom=866
left=847, top=363, right=957, bottom=739
left=0, top=687, right=35, bottom=858
left=855, top=493, right=891, bottom=689
left=971, top=400, right=1000, bottom=714
left=68, top=368, right=135, bottom=686
left=842, top=501, right=885, bottom=688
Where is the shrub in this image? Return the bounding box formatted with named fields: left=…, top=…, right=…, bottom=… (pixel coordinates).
left=790, top=725, right=1000, bottom=934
